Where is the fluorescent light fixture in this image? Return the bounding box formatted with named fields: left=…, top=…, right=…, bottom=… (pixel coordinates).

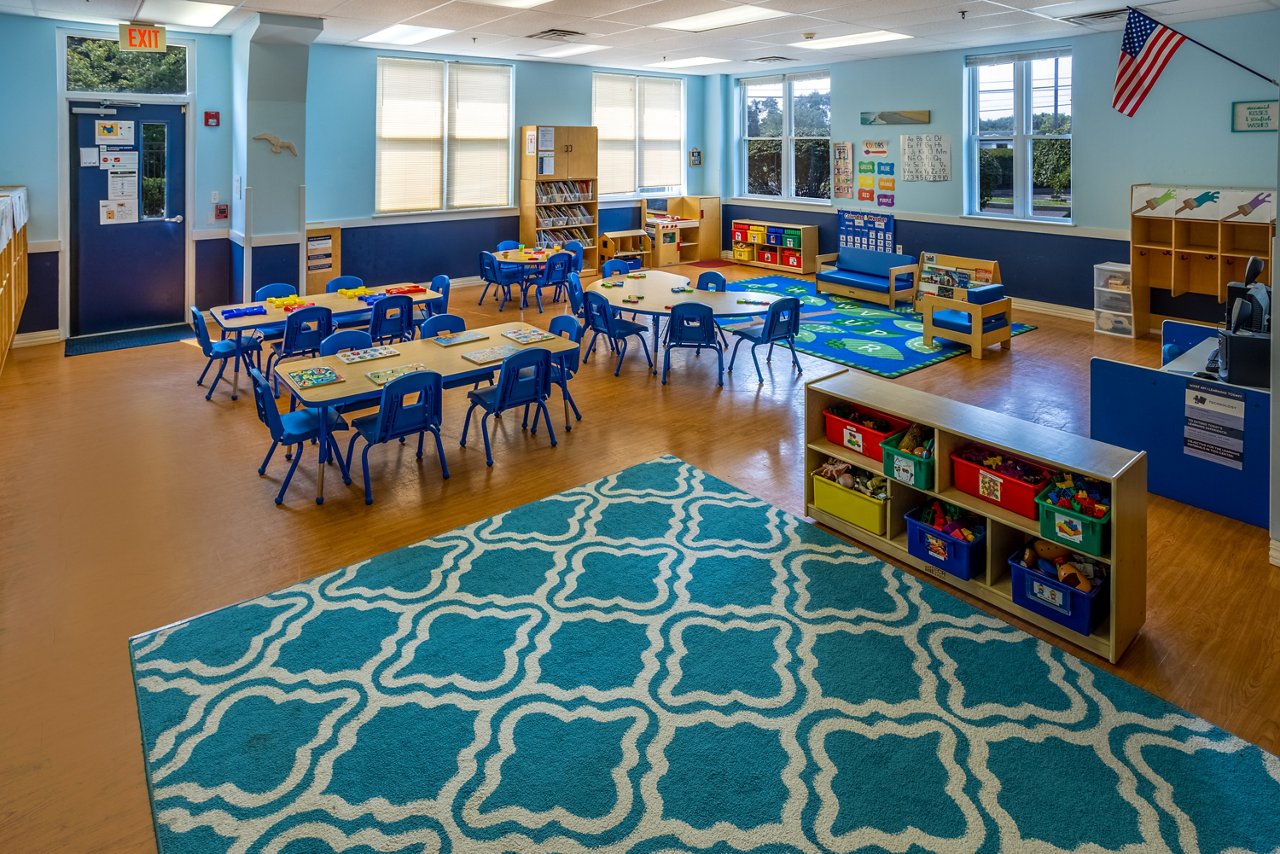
left=524, top=43, right=608, bottom=58
left=467, top=0, right=551, bottom=7
left=359, top=24, right=453, bottom=45
left=656, top=5, right=787, bottom=32
left=790, top=30, right=911, bottom=49
left=138, top=0, right=234, bottom=28
left=647, top=56, right=730, bottom=68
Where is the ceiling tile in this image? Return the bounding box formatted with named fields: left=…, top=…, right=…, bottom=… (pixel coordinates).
left=474, top=9, right=638, bottom=35
left=535, top=0, right=660, bottom=17
left=326, top=0, right=441, bottom=24
left=403, top=1, right=518, bottom=29
left=240, top=0, right=348, bottom=15
left=36, top=0, right=137, bottom=19
left=604, top=0, right=743, bottom=27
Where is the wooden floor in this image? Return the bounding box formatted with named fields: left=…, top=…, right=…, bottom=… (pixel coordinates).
left=1, top=263, right=1277, bottom=852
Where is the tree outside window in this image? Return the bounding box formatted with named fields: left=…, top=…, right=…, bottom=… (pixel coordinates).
left=742, top=73, right=830, bottom=201
left=66, top=36, right=187, bottom=95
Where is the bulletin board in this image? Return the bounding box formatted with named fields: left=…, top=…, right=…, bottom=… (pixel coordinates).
left=304, top=227, right=341, bottom=296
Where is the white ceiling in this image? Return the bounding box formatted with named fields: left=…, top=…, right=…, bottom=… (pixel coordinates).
left=3, top=0, right=1277, bottom=74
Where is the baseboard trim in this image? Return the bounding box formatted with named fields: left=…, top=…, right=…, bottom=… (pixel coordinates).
left=13, top=329, right=63, bottom=347
left=1271, top=539, right=1280, bottom=567
left=1010, top=297, right=1093, bottom=323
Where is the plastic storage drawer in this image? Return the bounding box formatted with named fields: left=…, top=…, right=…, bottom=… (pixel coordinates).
left=951, top=446, right=1050, bottom=519
left=733, top=243, right=755, bottom=261
left=1036, top=487, right=1111, bottom=557
left=905, top=505, right=985, bottom=580
left=758, top=249, right=779, bottom=265
left=882, top=434, right=934, bottom=490
left=731, top=225, right=748, bottom=242
left=812, top=476, right=887, bottom=535
left=782, top=249, right=802, bottom=268
left=1009, top=556, right=1108, bottom=636
left=747, top=227, right=766, bottom=244
left=783, top=229, right=802, bottom=249
left=823, top=408, right=910, bottom=461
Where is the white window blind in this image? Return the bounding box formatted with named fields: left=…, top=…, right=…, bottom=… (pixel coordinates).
left=448, top=62, right=512, bottom=209
left=593, top=72, right=684, bottom=196
left=376, top=57, right=512, bottom=214
left=377, top=58, right=444, bottom=213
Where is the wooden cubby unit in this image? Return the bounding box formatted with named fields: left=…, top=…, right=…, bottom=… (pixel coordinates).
left=730, top=218, right=819, bottom=274
left=804, top=369, right=1147, bottom=663
left=0, top=186, right=29, bottom=375
left=519, top=125, right=599, bottom=274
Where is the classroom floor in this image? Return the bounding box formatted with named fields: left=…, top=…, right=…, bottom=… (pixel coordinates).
left=1, top=263, right=1276, bottom=852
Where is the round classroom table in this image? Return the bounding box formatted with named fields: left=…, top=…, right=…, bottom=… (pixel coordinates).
left=585, top=269, right=782, bottom=363
left=494, top=247, right=572, bottom=308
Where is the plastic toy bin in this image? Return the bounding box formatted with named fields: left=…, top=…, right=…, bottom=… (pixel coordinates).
left=1008, top=551, right=1108, bottom=635
left=782, top=249, right=802, bottom=268
left=746, top=226, right=766, bottom=244
left=881, top=433, right=934, bottom=490
left=783, top=228, right=802, bottom=249
left=733, top=243, right=755, bottom=261
left=812, top=476, right=886, bottom=535
left=904, top=505, right=985, bottom=580
left=1036, top=485, right=1111, bottom=556
left=823, top=408, right=909, bottom=461
left=731, top=225, right=748, bottom=242
left=765, top=227, right=785, bottom=246
left=758, top=249, right=779, bottom=265
left=951, top=445, right=1050, bottom=519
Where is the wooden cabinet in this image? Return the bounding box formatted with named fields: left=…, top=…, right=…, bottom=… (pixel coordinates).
left=642, top=196, right=721, bottom=267
left=0, top=186, right=28, bottom=376
left=519, top=126, right=599, bottom=273
left=804, top=369, right=1147, bottom=663
left=1130, top=184, right=1275, bottom=314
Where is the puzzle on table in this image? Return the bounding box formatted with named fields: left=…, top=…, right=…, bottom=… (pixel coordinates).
left=286, top=366, right=343, bottom=389
left=461, top=344, right=521, bottom=365
left=335, top=346, right=399, bottom=364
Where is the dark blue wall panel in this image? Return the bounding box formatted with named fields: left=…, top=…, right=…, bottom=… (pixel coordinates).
left=195, top=239, right=232, bottom=309
left=599, top=205, right=641, bottom=233
left=251, top=243, right=300, bottom=294
left=231, top=240, right=245, bottom=302
left=17, top=250, right=59, bottom=334
left=341, top=216, right=521, bottom=285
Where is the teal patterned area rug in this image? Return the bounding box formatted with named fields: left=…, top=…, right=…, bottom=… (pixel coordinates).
left=131, top=457, right=1279, bottom=852
left=735, top=274, right=1034, bottom=378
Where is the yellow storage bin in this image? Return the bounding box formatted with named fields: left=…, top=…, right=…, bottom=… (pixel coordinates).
left=733, top=242, right=755, bottom=261
left=746, top=226, right=766, bottom=244
left=812, top=476, right=886, bottom=535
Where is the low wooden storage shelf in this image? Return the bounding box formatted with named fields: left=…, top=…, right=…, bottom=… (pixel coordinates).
left=804, top=369, right=1147, bottom=663
left=730, top=219, right=818, bottom=274
left=0, top=186, right=29, bottom=376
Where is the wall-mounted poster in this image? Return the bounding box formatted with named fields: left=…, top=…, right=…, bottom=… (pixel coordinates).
left=861, top=110, right=931, bottom=125
left=861, top=139, right=889, bottom=158
left=832, top=141, right=853, bottom=198
left=901, top=134, right=951, bottom=182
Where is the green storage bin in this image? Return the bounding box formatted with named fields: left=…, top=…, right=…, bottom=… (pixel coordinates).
left=1036, top=486, right=1111, bottom=556
left=881, top=433, right=934, bottom=490
left=812, top=476, right=887, bottom=535
left=783, top=228, right=802, bottom=249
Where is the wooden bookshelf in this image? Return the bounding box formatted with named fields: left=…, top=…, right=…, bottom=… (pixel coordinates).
left=519, top=126, right=599, bottom=274
left=730, top=218, right=818, bottom=274
left=804, top=369, right=1147, bottom=663
left=0, top=186, right=28, bottom=375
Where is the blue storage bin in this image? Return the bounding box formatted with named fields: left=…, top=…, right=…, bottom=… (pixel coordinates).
left=765, top=227, right=784, bottom=246
left=904, top=505, right=985, bottom=580
left=1008, top=553, right=1108, bottom=636
left=624, top=257, right=642, bottom=271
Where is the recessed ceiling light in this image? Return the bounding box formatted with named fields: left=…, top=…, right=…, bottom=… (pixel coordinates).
left=138, top=0, right=234, bottom=28
left=524, top=43, right=608, bottom=58
left=359, top=24, right=454, bottom=45
left=790, top=30, right=911, bottom=49
left=656, top=5, right=787, bottom=32
left=468, top=0, right=551, bottom=8
left=647, top=56, right=730, bottom=68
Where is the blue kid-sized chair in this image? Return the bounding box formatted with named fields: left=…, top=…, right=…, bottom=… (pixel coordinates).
left=368, top=294, right=415, bottom=344
left=663, top=302, right=723, bottom=387
left=696, top=271, right=728, bottom=292
left=191, top=306, right=261, bottom=401
left=548, top=314, right=584, bottom=431
left=460, top=348, right=557, bottom=467
left=564, top=271, right=586, bottom=319
left=319, top=329, right=373, bottom=356
left=728, top=296, right=803, bottom=384
left=564, top=240, right=585, bottom=275
left=425, top=274, right=451, bottom=318
left=247, top=366, right=349, bottom=505
left=583, top=290, right=652, bottom=377
left=479, top=250, right=522, bottom=311
left=343, top=369, right=449, bottom=504
left=601, top=259, right=630, bottom=278
left=251, top=283, right=295, bottom=343
left=526, top=251, right=572, bottom=312
left=325, top=275, right=363, bottom=293
left=265, top=305, right=333, bottom=395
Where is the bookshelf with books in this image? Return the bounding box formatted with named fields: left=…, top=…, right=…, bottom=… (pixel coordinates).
left=915, top=252, right=1001, bottom=300
left=519, top=126, right=599, bottom=274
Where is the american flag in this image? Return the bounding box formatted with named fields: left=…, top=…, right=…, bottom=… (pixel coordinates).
left=1113, top=9, right=1186, bottom=116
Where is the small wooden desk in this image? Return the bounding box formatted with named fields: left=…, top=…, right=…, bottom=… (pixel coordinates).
left=586, top=270, right=781, bottom=357
left=276, top=321, right=577, bottom=504
left=208, top=283, right=440, bottom=398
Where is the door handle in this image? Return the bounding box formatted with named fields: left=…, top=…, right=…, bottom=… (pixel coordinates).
left=165, top=215, right=184, bottom=223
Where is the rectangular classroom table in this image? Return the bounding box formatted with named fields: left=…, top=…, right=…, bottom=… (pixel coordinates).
left=209, top=283, right=442, bottom=399
left=275, top=321, right=577, bottom=504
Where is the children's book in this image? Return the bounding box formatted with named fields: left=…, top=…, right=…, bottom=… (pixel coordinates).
left=336, top=346, right=399, bottom=364
left=366, top=363, right=427, bottom=386
left=502, top=327, right=556, bottom=344
left=429, top=330, right=488, bottom=347
left=461, top=344, right=521, bottom=365
left=288, top=366, right=344, bottom=389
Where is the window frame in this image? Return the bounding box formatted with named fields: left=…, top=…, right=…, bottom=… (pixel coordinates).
left=965, top=48, right=1072, bottom=222
left=61, top=32, right=192, bottom=100
left=738, top=71, right=832, bottom=204
left=591, top=72, right=686, bottom=199
left=375, top=56, right=514, bottom=215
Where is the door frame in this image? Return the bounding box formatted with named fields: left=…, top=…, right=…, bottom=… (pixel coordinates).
left=57, top=25, right=198, bottom=339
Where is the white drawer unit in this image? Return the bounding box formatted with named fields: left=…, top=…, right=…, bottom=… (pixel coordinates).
left=1093, top=262, right=1141, bottom=338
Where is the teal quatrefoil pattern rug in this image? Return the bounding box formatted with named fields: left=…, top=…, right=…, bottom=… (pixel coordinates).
left=131, top=457, right=1280, bottom=853
left=733, top=275, right=1034, bottom=378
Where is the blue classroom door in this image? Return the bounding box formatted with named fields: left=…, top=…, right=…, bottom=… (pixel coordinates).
left=70, top=102, right=187, bottom=336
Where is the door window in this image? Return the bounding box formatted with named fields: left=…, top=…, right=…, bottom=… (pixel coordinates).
left=141, top=123, right=167, bottom=219
left=65, top=35, right=188, bottom=95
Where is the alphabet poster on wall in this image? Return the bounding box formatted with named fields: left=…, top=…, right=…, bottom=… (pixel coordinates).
left=832, top=142, right=854, bottom=198
left=901, top=134, right=951, bottom=182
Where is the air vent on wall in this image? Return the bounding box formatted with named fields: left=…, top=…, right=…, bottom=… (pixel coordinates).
left=527, top=28, right=587, bottom=40
left=747, top=55, right=795, bottom=64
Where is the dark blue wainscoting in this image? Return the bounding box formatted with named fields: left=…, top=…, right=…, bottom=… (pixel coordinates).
left=18, top=250, right=59, bottom=334
left=195, top=239, right=232, bottom=309
left=342, top=216, right=521, bottom=286
left=599, top=205, right=641, bottom=233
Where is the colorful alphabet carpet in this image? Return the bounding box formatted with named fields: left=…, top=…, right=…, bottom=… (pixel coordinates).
left=733, top=275, right=1034, bottom=378
left=131, top=457, right=1279, bottom=852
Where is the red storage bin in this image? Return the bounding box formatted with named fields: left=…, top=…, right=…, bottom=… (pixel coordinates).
left=951, top=445, right=1051, bottom=519
left=758, top=249, right=779, bottom=265
left=731, top=225, right=748, bottom=242
left=823, top=407, right=910, bottom=462
left=781, top=249, right=802, bottom=268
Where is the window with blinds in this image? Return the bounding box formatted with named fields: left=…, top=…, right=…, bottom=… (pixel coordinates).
left=593, top=73, right=684, bottom=196
left=376, top=57, right=512, bottom=214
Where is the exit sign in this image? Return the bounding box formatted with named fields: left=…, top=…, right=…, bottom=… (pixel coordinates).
left=119, top=23, right=167, bottom=52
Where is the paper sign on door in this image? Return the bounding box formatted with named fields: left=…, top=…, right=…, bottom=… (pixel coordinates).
left=99, top=199, right=138, bottom=224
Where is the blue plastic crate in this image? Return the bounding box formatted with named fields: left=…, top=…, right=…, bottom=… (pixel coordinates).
left=1008, top=554, right=1108, bottom=636
left=904, top=505, right=985, bottom=580
left=623, top=257, right=642, bottom=271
